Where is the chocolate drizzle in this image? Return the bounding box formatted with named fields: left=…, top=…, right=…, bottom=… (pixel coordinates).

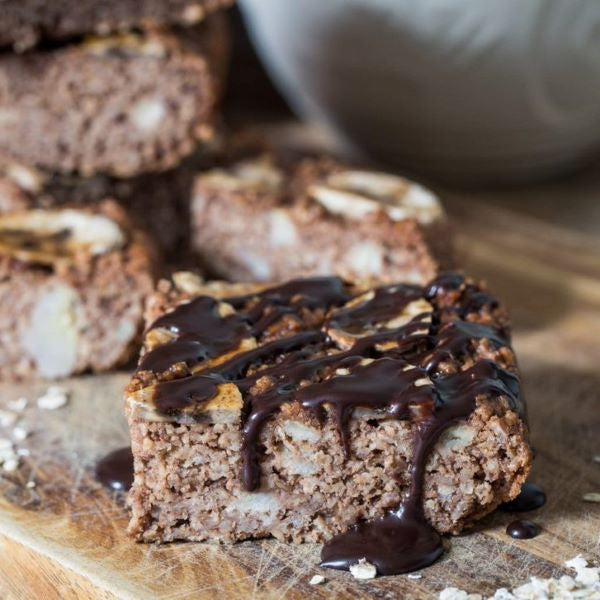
left=139, top=277, right=350, bottom=373
left=135, top=273, right=523, bottom=576
left=139, top=296, right=251, bottom=372
left=506, top=520, right=539, bottom=539
left=501, top=483, right=546, bottom=512
left=95, top=447, right=134, bottom=492
left=327, top=283, right=422, bottom=332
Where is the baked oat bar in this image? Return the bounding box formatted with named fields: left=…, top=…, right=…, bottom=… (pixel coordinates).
left=0, top=201, right=155, bottom=379
left=125, top=272, right=531, bottom=574
left=0, top=17, right=228, bottom=177
left=191, top=156, right=453, bottom=284
left=0, top=158, right=204, bottom=264
left=0, top=0, right=232, bottom=52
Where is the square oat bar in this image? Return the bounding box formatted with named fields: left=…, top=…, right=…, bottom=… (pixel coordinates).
left=125, top=272, right=531, bottom=574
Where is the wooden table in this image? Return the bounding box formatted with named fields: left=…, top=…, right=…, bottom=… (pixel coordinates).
left=0, top=126, right=598, bottom=599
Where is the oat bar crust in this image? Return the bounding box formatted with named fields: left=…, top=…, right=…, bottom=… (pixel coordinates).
left=125, top=272, right=531, bottom=559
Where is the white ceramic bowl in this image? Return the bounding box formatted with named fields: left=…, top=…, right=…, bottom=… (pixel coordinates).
left=240, top=0, right=600, bottom=183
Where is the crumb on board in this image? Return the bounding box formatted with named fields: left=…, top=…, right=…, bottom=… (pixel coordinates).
left=309, top=575, right=326, bottom=585
left=438, top=555, right=599, bottom=599
left=349, top=559, right=377, bottom=580
left=37, top=386, right=69, bottom=410
left=582, top=493, right=600, bottom=503
left=7, top=397, right=27, bottom=412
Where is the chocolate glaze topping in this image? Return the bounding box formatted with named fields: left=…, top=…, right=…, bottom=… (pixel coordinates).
left=327, top=283, right=422, bottom=332
left=135, top=273, right=523, bottom=576
left=139, top=277, right=350, bottom=373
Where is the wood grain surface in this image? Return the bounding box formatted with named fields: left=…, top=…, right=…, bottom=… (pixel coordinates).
left=0, top=146, right=599, bottom=600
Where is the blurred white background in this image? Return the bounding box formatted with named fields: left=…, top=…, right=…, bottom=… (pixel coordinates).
left=241, top=0, right=600, bottom=184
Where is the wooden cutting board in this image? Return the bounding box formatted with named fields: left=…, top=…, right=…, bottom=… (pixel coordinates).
left=0, top=171, right=598, bottom=599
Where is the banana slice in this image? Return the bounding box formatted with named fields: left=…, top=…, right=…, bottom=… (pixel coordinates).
left=0, top=208, right=126, bottom=266
left=310, top=169, right=443, bottom=224
left=198, top=156, right=284, bottom=192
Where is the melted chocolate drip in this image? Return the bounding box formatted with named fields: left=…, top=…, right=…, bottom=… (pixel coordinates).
left=501, top=483, right=546, bottom=512
left=140, top=277, right=350, bottom=373
left=321, top=511, right=443, bottom=575
left=328, top=284, right=422, bottom=333
left=506, top=520, right=539, bottom=539
left=228, top=276, right=351, bottom=310
left=321, top=360, right=519, bottom=574
left=139, top=296, right=250, bottom=372
left=95, top=447, right=134, bottom=492
left=424, top=272, right=465, bottom=298
left=137, top=274, right=523, bottom=575
left=298, top=358, right=434, bottom=456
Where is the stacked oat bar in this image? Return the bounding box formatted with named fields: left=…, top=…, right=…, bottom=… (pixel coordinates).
left=0, top=0, right=233, bottom=378
left=0, top=2, right=533, bottom=580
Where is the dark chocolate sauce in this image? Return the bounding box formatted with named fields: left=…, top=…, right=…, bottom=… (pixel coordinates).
left=139, top=277, right=350, bottom=373
left=506, top=520, right=539, bottom=539
left=424, top=320, right=509, bottom=373
left=328, top=284, right=422, bottom=333
left=137, top=273, right=522, bottom=576
left=501, top=483, right=546, bottom=512
left=139, top=296, right=251, bottom=372
left=320, top=360, right=519, bottom=574
left=321, top=510, right=443, bottom=575
left=95, top=447, right=134, bottom=492
left=424, top=272, right=465, bottom=298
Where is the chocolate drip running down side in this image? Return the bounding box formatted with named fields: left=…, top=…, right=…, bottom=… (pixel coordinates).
left=136, top=273, right=523, bottom=576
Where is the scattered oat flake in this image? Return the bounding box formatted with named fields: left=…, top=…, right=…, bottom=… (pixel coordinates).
left=566, top=555, right=589, bottom=571
left=309, top=575, right=326, bottom=585
left=17, top=448, right=30, bottom=457
left=582, top=493, right=600, bottom=503
left=408, top=574, right=423, bottom=579
left=440, top=555, right=600, bottom=599
left=26, top=480, right=35, bottom=489
left=576, top=567, right=599, bottom=587
left=37, top=386, right=69, bottom=410
left=0, top=410, right=17, bottom=427
left=2, top=457, right=18, bottom=472
left=349, top=559, right=377, bottom=580
left=12, top=426, right=28, bottom=441
left=7, top=397, right=27, bottom=412
left=439, top=588, right=482, bottom=600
